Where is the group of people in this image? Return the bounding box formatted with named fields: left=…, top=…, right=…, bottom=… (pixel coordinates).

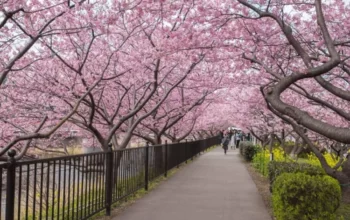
left=219, top=129, right=243, bottom=155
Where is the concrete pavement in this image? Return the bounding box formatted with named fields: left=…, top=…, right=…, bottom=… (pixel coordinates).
left=114, top=147, right=271, bottom=220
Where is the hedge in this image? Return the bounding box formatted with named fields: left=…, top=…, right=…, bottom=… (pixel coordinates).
left=273, top=173, right=341, bottom=220
left=239, top=141, right=259, bottom=162
left=268, top=161, right=325, bottom=189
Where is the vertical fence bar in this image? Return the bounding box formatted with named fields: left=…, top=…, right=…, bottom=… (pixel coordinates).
left=105, top=144, right=113, bottom=216
left=88, top=155, right=92, bottom=216
left=191, top=142, right=194, bottom=161
left=164, top=141, right=168, bottom=178
left=57, top=160, right=62, bottom=220
left=84, top=157, right=88, bottom=218
left=5, top=150, right=16, bottom=220
left=175, top=143, right=179, bottom=169
left=17, top=165, right=22, bottom=220
left=121, top=152, right=125, bottom=198
left=127, top=150, right=130, bottom=194
left=131, top=151, right=135, bottom=191
left=71, top=158, right=76, bottom=219
left=80, top=157, right=84, bottom=219
left=51, top=161, right=56, bottom=219
left=114, top=152, right=118, bottom=201
left=33, top=163, right=37, bottom=220
left=185, top=140, right=188, bottom=163
left=67, top=159, right=71, bottom=220
left=62, top=160, right=67, bottom=220
left=98, top=154, right=103, bottom=210
left=39, top=162, right=44, bottom=219
left=92, top=154, right=97, bottom=211
left=45, top=162, right=50, bottom=220
left=0, top=168, right=3, bottom=219
left=145, top=143, right=149, bottom=191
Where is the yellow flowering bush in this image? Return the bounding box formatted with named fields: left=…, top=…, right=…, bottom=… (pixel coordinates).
left=252, top=147, right=288, bottom=176
left=251, top=143, right=344, bottom=176
left=306, top=152, right=342, bottom=170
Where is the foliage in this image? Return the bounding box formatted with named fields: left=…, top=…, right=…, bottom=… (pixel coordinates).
left=252, top=148, right=269, bottom=176
left=251, top=143, right=340, bottom=178
left=306, top=152, right=342, bottom=170
left=240, top=141, right=259, bottom=162
left=273, top=173, right=341, bottom=220
left=283, top=142, right=312, bottom=158
left=268, top=161, right=325, bottom=190
left=252, top=146, right=287, bottom=176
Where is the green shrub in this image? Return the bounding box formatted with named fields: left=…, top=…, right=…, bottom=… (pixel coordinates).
left=268, top=161, right=325, bottom=189
left=240, top=141, right=259, bottom=162
left=273, top=173, right=341, bottom=220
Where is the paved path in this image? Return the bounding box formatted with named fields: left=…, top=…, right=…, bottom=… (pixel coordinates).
left=114, top=147, right=271, bottom=220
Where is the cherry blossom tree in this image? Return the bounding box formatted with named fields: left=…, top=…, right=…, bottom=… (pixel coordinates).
left=0, top=0, right=218, bottom=158
left=0, top=0, right=112, bottom=159
left=218, top=0, right=350, bottom=201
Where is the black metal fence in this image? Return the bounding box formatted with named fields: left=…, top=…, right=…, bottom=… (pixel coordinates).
left=0, top=136, right=219, bottom=220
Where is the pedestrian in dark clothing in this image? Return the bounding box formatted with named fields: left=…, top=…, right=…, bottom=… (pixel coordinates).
left=222, top=134, right=230, bottom=155
left=228, top=129, right=234, bottom=149
left=219, top=130, right=224, bottom=140
left=228, top=130, right=233, bottom=138
left=247, top=133, right=251, bottom=141
left=218, top=130, right=225, bottom=146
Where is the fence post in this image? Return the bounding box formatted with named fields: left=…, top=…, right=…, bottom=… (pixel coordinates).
left=5, top=150, right=16, bottom=220
left=145, top=143, right=149, bottom=191
left=185, top=140, right=188, bottom=164
left=164, top=140, right=168, bottom=177
left=105, top=144, right=113, bottom=216
left=191, top=142, right=194, bottom=161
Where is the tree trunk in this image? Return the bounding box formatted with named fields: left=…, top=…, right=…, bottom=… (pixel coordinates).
left=289, top=144, right=303, bottom=160
left=295, top=145, right=304, bottom=157
left=341, top=186, right=350, bottom=204
left=288, top=137, right=301, bottom=160
left=339, top=158, right=350, bottom=203
left=335, top=172, right=350, bottom=203
left=269, top=135, right=274, bottom=161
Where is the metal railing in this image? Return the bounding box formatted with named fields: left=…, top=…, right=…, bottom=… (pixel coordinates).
left=0, top=136, right=219, bottom=220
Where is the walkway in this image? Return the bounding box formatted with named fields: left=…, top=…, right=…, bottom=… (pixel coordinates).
left=114, top=147, right=271, bottom=220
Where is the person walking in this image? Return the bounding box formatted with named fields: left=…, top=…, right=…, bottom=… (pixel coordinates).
left=219, top=130, right=224, bottom=141
left=247, top=132, right=251, bottom=141
left=235, top=132, right=241, bottom=149
left=218, top=129, right=225, bottom=147
left=222, top=134, right=230, bottom=155
left=230, top=129, right=236, bottom=149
